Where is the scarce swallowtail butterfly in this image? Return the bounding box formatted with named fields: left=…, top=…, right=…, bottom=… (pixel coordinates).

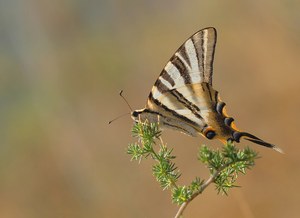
left=131, top=27, right=282, bottom=153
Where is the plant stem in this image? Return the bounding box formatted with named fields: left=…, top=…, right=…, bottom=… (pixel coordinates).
left=174, top=166, right=227, bottom=218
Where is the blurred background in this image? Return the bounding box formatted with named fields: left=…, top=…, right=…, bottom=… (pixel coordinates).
left=0, top=0, right=300, bottom=217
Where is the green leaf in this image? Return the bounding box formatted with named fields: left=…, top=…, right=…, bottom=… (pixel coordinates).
left=172, top=186, right=192, bottom=205
left=127, top=143, right=143, bottom=161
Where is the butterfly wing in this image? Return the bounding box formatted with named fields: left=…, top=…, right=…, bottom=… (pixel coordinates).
left=150, top=27, right=216, bottom=97
left=145, top=27, right=217, bottom=134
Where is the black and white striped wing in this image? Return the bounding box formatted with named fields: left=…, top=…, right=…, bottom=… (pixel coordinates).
left=150, top=27, right=217, bottom=100
left=147, top=27, right=217, bottom=108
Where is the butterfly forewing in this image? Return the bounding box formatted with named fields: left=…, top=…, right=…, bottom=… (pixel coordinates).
left=144, top=27, right=217, bottom=135
left=150, top=27, right=216, bottom=97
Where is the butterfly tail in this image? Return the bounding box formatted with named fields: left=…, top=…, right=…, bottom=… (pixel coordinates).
left=232, top=131, right=283, bottom=154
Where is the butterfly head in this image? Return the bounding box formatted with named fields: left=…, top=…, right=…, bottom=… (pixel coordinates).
left=131, top=110, right=142, bottom=123
left=131, top=109, right=160, bottom=124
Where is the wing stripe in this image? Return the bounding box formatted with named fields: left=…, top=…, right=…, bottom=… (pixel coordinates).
left=154, top=79, right=169, bottom=93
left=171, top=56, right=191, bottom=84
left=171, top=90, right=200, bottom=112
left=185, top=39, right=199, bottom=72
left=161, top=69, right=175, bottom=87
left=205, top=28, right=217, bottom=85
left=178, top=45, right=191, bottom=68
left=164, top=62, right=185, bottom=86
left=214, top=90, right=219, bottom=106
left=148, top=92, right=200, bottom=127
left=205, top=83, right=213, bottom=101
left=209, top=41, right=216, bottom=85
left=192, top=31, right=205, bottom=80
left=201, top=31, right=206, bottom=79
left=151, top=86, right=162, bottom=99
left=171, top=90, right=204, bottom=121
left=175, top=52, right=192, bottom=73
left=203, top=29, right=208, bottom=77
left=143, top=108, right=166, bottom=118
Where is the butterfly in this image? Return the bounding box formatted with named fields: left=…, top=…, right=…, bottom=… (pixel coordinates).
left=131, top=27, right=282, bottom=153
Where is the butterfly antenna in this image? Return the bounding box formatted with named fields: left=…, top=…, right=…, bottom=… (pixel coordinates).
left=108, top=112, right=130, bottom=124
left=108, top=90, right=133, bottom=125
left=119, top=90, right=133, bottom=112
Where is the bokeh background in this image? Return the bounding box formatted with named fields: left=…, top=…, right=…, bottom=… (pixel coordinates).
left=1, top=0, right=300, bottom=217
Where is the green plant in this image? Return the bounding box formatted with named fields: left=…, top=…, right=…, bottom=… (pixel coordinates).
left=127, top=121, right=258, bottom=217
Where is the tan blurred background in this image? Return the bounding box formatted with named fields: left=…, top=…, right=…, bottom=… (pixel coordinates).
left=1, top=0, right=300, bottom=217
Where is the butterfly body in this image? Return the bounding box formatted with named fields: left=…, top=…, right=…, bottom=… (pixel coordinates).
left=131, top=27, right=282, bottom=153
